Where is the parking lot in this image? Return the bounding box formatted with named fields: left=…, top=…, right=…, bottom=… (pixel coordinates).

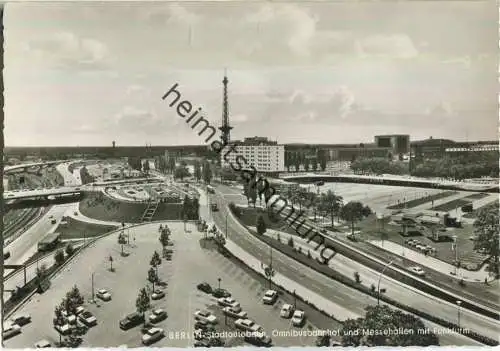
left=4, top=221, right=319, bottom=348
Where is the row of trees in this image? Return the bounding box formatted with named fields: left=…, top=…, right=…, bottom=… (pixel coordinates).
left=284, top=150, right=329, bottom=172
left=350, top=158, right=408, bottom=175
left=473, top=201, right=499, bottom=277
left=412, top=156, right=499, bottom=179
left=155, top=156, right=177, bottom=174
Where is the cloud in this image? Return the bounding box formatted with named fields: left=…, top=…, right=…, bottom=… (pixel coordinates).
left=24, top=31, right=110, bottom=71
left=142, top=4, right=201, bottom=26
left=356, top=34, right=419, bottom=59
left=231, top=114, right=249, bottom=123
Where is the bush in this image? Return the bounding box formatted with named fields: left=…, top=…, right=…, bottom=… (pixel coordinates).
left=370, top=284, right=376, bottom=293
left=297, top=247, right=302, bottom=254
left=54, top=250, right=65, bottom=265
left=287, top=237, right=294, bottom=247
left=307, top=250, right=312, bottom=259
left=354, top=272, right=361, bottom=283
left=65, top=243, right=75, bottom=256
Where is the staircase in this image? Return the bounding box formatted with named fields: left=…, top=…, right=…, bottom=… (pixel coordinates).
left=141, top=200, right=159, bottom=222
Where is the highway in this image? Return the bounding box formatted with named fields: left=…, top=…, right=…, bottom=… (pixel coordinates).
left=210, top=187, right=499, bottom=342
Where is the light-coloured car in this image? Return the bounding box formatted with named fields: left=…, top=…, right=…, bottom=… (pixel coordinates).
left=34, top=339, right=51, bottom=348
left=217, top=297, right=241, bottom=312
left=234, top=318, right=262, bottom=332
left=291, top=310, right=305, bottom=327
left=96, top=289, right=112, bottom=301
left=78, top=311, right=97, bottom=326
left=262, top=290, right=278, bottom=304
left=222, top=306, right=247, bottom=319
left=149, top=309, right=168, bottom=324
left=75, top=306, right=85, bottom=315
left=142, top=327, right=165, bottom=345
left=54, top=323, right=71, bottom=335
left=151, top=290, right=166, bottom=300
left=280, top=304, right=294, bottom=318
left=194, top=310, right=217, bottom=324
left=410, top=266, right=426, bottom=276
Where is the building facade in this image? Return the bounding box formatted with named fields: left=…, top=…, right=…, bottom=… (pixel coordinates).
left=221, top=137, right=285, bottom=173
left=374, top=134, right=410, bottom=155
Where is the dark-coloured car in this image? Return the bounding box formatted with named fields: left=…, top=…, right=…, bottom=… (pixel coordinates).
left=78, top=311, right=97, bottom=327
left=119, top=312, right=144, bottom=330
left=197, top=282, right=212, bottom=294
left=212, top=288, right=231, bottom=298
left=194, top=339, right=210, bottom=348
left=244, top=334, right=273, bottom=347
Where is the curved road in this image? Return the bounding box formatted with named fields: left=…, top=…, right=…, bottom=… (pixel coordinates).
left=209, top=191, right=499, bottom=343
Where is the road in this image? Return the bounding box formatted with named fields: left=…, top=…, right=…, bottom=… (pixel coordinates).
left=209, top=187, right=499, bottom=343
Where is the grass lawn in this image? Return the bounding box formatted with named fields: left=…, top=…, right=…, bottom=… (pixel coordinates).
left=387, top=191, right=457, bottom=210
left=464, top=200, right=499, bottom=218
left=56, top=217, right=119, bottom=240
left=234, top=206, right=302, bottom=237
left=79, top=193, right=185, bottom=222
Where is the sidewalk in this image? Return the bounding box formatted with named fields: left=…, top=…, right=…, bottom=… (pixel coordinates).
left=368, top=239, right=490, bottom=282
left=404, top=191, right=468, bottom=213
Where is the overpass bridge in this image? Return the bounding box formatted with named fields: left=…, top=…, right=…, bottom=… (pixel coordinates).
left=4, top=161, right=63, bottom=173
left=282, top=174, right=499, bottom=193
left=3, top=186, right=85, bottom=200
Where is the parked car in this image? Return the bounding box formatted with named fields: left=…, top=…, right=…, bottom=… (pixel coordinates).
left=212, top=288, right=231, bottom=298
left=96, top=289, right=112, bottom=301
left=54, top=323, right=71, bottom=335
left=2, top=323, right=21, bottom=340
left=262, top=290, right=278, bottom=305
left=61, top=310, right=77, bottom=325
left=194, top=310, right=217, bottom=324
left=234, top=318, right=262, bottom=332
left=194, top=339, right=211, bottom=347
left=280, top=304, right=294, bottom=318
left=244, top=333, right=272, bottom=347
left=194, top=320, right=213, bottom=331
left=34, top=339, right=51, bottom=348
left=217, top=297, right=241, bottom=312
left=149, top=309, right=168, bottom=324
left=78, top=311, right=97, bottom=327
left=10, top=313, right=31, bottom=326
left=75, top=306, right=85, bottom=315
left=222, top=306, right=247, bottom=319
left=291, top=310, right=305, bottom=327
left=151, top=290, right=165, bottom=300
left=119, top=312, right=145, bottom=330
left=197, top=282, right=212, bottom=294
left=142, top=327, right=165, bottom=345
left=3, top=250, right=10, bottom=260
left=410, top=266, right=426, bottom=276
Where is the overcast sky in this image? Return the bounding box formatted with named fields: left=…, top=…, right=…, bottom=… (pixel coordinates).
left=4, top=1, right=498, bottom=146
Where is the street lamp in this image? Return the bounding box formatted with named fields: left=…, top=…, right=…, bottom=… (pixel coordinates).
left=225, top=211, right=229, bottom=239
left=456, top=300, right=462, bottom=327
left=377, top=260, right=395, bottom=305
left=91, top=272, right=95, bottom=303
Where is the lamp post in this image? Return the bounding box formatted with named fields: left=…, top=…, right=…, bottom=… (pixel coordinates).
left=456, top=300, right=462, bottom=327
left=225, top=211, right=229, bottom=239
left=452, top=235, right=459, bottom=275
left=377, top=260, right=394, bottom=305
left=91, top=272, right=95, bottom=303
left=217, top=277, right=221, bottom=290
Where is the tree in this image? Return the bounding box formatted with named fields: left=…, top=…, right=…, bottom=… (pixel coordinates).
left=142, top=160, right=150, bottom=175
left=54, top=250, right=65, bottom=265
left=287, top=236, right=294, bottom=247
left=341, top=305, right=439, bottom=346
left=202, top=161, right=212, bottom=184
left=319, top=190, right=343, bottom=228
left=135, top=287, right=151, bottom=326
left=256, top=215, right=267, bottom=235
left=159, top=226, right=170, bottom=252
left=318, top=150, right=328, bottom=171
left=148, top=267, right=159, bottom=291
left=174, top=166, right=190, bottom=180
left=118, top=233, right=127, bottom=255
left=36, top=263, right=48, bottom=285
left=340, top=201, right=367, bottom=238
left=150, top=251, right=162, bottom=274
left=473, top=202, right=499, bottom=276
left=66, top=285, right=84, bottom=313
left=168, top=157, right=176, bottom=174
left=65, top=243, right=75, bottom=256
left=53, top=305, right=66, bottom=344
left=194, top=161, right=202, bottom=182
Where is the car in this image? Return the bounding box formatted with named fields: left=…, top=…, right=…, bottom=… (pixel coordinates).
left=291, top=310, right=305, bottom=327
left=234, top=318, right=262, bottom=332
left=96, top=289, right=112, bottom=301
left=197, top=282, right=212, bottom=294
left=75, top=188, right=81, bottom=191
left=61, top=310, right=77, bottom=325
left=194, top=339, right=211, bottom=348
left=2, top=323, right=21, bottom=340
left=75, top=306, right=85, bottom=315
left=262, top=290, right=278, bottom=304
left=244, top=333, right=272, bottom=347
left=194, top=320, right=211, bottom=330
left=151, top=290, right=166, bottom=300
left=7, top=194, right=14, bottom=197
left=212, top=288, right=231, bottom=298
left=119, top=312, right=145, bottom=330
left=34, top=339, right=51, bottom=348
left=78, top=311, right=97, bottom=326
left=280, top=303, right=294, bottom=318
left=51, top=219, right=57, bottom=224
left=194, top=310, right=217, bottom=324
left=222, top=306, right=247, bottom=319
left=10, top=313, right=31, bottom=326
left=3, top=250, right=10, bottom=260
left=410, top=266, right=426, bottom=276
left=54, top=323, right=71, bottom=335
left=149, top=309, right=168, bottom=324
left=142, top=327, right=165, bottom=345
left=217, top=297, right=241, bottom=312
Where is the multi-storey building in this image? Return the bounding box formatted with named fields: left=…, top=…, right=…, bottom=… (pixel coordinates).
left=221, top=137, right=285, bottom=174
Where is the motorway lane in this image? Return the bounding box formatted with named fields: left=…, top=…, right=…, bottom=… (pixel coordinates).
left=4, top=204, right=73, bottom=267
left=208, top=190, right=497, bottom=345
left=258, top=228, right=500, bottom=340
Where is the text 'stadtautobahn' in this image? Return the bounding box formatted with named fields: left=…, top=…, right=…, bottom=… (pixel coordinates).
left=162, top=83, right=337, bottom=263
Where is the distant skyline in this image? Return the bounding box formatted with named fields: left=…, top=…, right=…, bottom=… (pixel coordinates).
left=3, top=1, right=498, bottom=147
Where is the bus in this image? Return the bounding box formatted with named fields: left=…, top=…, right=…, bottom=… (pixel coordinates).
left=38, top=232, right=61, bottom=252
left=207, top=185, right=215, bottom=194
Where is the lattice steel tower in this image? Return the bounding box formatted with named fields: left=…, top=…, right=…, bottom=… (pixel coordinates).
left=219, top=70, right=233, bottom=145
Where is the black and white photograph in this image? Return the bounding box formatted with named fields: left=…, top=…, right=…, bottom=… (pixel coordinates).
left=0, top=1, right=499, bottom=348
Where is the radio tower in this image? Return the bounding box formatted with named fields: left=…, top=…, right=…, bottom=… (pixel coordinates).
left=219, top=69, right=233, bottom=145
